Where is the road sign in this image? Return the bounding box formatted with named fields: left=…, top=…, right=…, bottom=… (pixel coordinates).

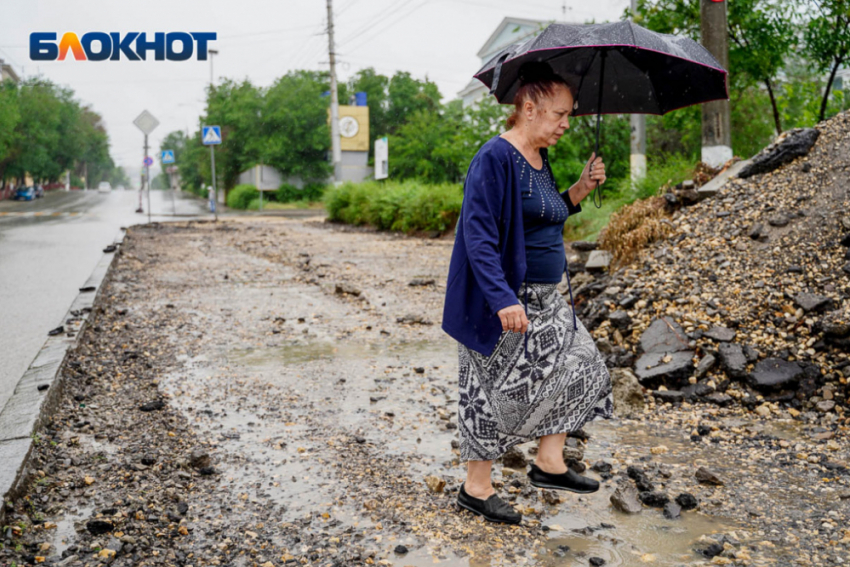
left=133, top=110, right=159, bottom=135
left=202, top=126, right=222, bottom=145
left=143, top=156, right=153, bottom=167
left=375, top=136, right=388, bottom=180
left=166, top=166, right=178, bottom=174
left=162, top=150, right=175, bottom=164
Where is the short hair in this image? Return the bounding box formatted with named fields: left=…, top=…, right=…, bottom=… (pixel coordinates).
left=506, top=61, right=578, bottom=129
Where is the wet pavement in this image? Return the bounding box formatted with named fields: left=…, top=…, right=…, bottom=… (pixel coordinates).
left=2, top=218, right=848, bottom=567
left=0, top=189, right=210, bottom=413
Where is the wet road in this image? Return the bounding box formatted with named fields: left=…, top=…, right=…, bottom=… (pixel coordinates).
left=0, top=189, right=210, bottom=412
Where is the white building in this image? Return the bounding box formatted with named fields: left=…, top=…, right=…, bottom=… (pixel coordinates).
left=0, top=59, right=19, bottom=83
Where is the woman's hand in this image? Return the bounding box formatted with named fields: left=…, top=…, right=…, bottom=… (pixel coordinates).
left=497, top=304, right=529, bottom=333
left=579, top=152, right=606, bottom=194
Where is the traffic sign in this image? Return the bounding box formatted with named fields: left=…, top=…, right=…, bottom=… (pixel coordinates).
left=202, top=125, right=222, bottom=145
left=133, top=110, right=159, bottom=135
left=162, top=150, right=175, bottom=164
left=143, top=156, right=153, bottom=167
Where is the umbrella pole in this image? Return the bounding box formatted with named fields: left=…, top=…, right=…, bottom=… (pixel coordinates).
left=592, top=50, right=607, bottom=209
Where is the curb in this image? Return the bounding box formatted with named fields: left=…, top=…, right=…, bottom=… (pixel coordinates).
left=696, top=158, right=752, bottom=199
left=0, top=228, right=126, bottom=526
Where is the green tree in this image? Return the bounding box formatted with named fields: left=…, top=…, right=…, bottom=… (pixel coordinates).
left=802, top=0, right=850, bottom=121
left=204, top=79, right=263, bottom=191
left=0, top=80, right=21, bottom=189
left=260, top=70, right=332, bottom=182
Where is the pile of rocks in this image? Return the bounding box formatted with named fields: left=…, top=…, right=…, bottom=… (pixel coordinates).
left=566, top=111, right=850, bottom=417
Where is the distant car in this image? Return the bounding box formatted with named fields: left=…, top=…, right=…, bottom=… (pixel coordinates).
left=34, top=185, right=44, bottom=198
left=13, top=186, right=35, bottom=201
left=98, top=181, right=112, bottom=193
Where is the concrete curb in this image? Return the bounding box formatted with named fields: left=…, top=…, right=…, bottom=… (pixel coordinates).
left=0, top=228, right=126, bottom=526
left=696, top=158, right=752, bottom=199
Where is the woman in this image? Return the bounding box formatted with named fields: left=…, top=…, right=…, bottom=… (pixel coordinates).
left=441, top=61, right=614, bottom=525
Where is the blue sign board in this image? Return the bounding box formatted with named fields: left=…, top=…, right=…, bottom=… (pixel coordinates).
left=143, top=156, right=153, bottom=167
left=161, top=150, right=175, bottom=164
left=202, top=125, right=222, bottom=145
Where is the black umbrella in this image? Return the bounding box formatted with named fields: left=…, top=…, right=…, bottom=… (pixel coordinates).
left=473, top=20, right=729, bottom=207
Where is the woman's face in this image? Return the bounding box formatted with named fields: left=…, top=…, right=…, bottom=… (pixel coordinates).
left=524, top=84, right=574, bottom=148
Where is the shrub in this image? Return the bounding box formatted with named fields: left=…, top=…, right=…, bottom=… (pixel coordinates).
left=597, top=196, right=673, bottom=269
left=323, top=180, right=463, bottom=233
left=226, top=184, right=259, bottom=209
left=276, top=182, right=327, bottom=203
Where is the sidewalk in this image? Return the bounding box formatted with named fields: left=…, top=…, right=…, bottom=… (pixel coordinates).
left=1, top=217, right=846, bottom=567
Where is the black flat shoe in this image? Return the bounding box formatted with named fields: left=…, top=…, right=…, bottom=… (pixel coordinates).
left=457, top=483, right=522, bottom=525
left=528, top=462, right=600, bottom=493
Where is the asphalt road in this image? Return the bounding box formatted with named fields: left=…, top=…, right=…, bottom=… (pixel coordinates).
left=0, top=189, right=210, bottom=413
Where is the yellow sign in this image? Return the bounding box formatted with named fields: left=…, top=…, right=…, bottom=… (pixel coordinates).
left=328, top=105, right=369, bottom=152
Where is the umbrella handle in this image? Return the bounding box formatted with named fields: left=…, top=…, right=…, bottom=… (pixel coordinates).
left=591, top=50, right=607, bottom=209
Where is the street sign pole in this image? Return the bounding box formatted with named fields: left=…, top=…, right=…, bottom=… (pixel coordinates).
left=133, top=110, right=159, bottom=217
left=210, top=145, right=217, bottom=222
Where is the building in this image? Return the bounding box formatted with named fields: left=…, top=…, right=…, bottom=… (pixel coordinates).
left=457, top=17, right=578, bottom=107
left=0, top=59, right=19, bottom=83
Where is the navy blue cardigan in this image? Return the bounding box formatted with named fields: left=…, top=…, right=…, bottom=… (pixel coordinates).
left=441, top=135, right=581, bottom=357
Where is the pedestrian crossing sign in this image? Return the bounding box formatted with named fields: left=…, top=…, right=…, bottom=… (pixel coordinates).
left=161, top=150, right=175, bottom=164
left=202, top=126, right=222, bottom=145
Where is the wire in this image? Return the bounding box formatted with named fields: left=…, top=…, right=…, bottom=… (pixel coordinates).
left=338, top=0, right=422, bottom=46
left=341, top=0, right=429, bottom=54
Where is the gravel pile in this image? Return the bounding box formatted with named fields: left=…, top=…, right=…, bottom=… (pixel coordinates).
left=570, top=110, right=850, bottom=419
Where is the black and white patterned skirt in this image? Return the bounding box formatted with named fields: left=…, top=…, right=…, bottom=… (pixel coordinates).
left=457, top=282, right=614, bottom=462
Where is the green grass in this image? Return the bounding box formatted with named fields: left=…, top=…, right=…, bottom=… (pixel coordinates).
left=564, top=153, right=695, bottom=242
left=245, top=199, right=324, bottom=210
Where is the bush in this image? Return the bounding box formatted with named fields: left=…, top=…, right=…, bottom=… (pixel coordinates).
left=276, top=182, right=327, bottom=203
left=226, top=184, right=259, bottom=209
left=323, top=180, right=463, bottom=233
left=597, top=196, right=673, bottom=269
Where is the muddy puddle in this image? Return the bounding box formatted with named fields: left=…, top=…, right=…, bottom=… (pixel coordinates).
left=161, top=330, right=755, bottom=567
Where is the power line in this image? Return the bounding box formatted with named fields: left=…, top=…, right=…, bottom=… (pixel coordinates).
left=338, top=0, right=422, bottom=46
left=341, top=0, right=429, bottom=55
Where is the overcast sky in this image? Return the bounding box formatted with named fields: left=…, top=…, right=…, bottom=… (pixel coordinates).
left=1, top=0, right=629, bottom=185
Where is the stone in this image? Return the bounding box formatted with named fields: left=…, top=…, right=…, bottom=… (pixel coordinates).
left=500, top=445, right=527, bottom=469
left=334, top=283, right=361, bottom=296
left=627, top=466, right=654, bottom=492
left=639, top=491, right=670, bottom=508
left=189, top=449, right=211, bottom=469
left=610, top=484, right=642, bottom=514
left=820, top=308, right=850, bottom=337
left=695, top=467, right=724, bottom=486
left=424, top=475, right=446, bottom=493
left=704, top=326, right=736, bottom=342
left=675, top=493, right=699, bottom=510
left=585, top=250, right=613, bottom=272
left=748, top=223, right=765, bottom=240
left=703, top=393, right=733, bottom=407
left=768, top=214, right=790, bottom=227
left=640, top=317, right=690, bottom=354
left=408, top=278, right=435, bottom=286
left=651, top=390, right=684, bottom=404
left=139, top=400, right=165, bottom=412
left=793, top=292, right=832, bottom=313
left=607, top=310, right=632, bottom=330
left=717, top=343, right=748, bottom=380
left=634, top=351, right=695, bottom=388
left=748, top=358, right=804, bottom=391
left=663, top=502, right=682, bottom=519
left=817, top=400, right=836, bottom=413
left=86, top=519, right=113, bottom=535
left=571, top=241, right=598, bottom=251
left=694, top=354, right=716, bottom=379
left=610, top=368, right=645, bottom=416
left=738, top=128, right=820, bottom=178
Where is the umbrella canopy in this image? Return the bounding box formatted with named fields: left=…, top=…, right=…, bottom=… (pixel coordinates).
left=474, top=20, right=728, bottom=115
left=472, top=20, right=728, bottom=207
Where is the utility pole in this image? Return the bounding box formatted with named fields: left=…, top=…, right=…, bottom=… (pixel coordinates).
left=327, top=0, right=342, bottom=183
left=700, top=0, right=732, bottom=168
left=630, top=0, right=646, bottom=185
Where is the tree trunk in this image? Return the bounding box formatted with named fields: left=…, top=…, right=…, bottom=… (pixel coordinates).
left=819, top=58, right=843, bottom=123
left=764, top=77, right=782, bottom=135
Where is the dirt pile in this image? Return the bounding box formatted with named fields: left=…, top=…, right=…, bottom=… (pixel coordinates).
left=573, top=110, right=850, bottom=417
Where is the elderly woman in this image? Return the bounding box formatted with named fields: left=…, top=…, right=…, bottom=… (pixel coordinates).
left=441, top=61, right=614, bottom=524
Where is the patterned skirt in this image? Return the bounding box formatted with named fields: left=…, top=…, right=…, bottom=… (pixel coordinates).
left=457, top=282, right=614, bottom=462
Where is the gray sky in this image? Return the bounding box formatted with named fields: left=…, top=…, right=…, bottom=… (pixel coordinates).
left=0, top=0, right=629, bottom=185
